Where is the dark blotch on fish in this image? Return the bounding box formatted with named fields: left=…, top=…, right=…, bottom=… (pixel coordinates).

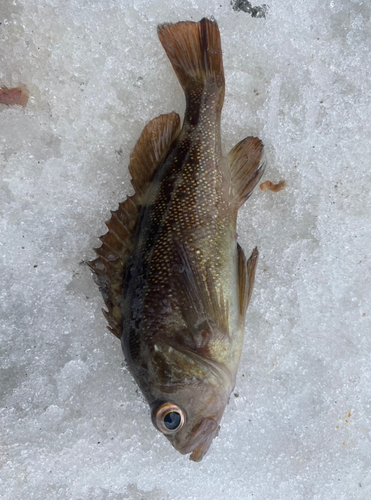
left=90, top=18, right=265, bottom=461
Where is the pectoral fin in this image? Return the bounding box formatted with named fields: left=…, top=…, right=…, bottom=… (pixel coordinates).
left=228, top=137, right=265, bottom=208
left=173, top=243, right=230, bottom=344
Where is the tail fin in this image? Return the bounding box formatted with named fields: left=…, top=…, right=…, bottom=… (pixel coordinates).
left=157, top=18, right=224, bottom=95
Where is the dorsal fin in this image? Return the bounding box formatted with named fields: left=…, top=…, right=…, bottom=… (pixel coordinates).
left=228, top=137, right=265, bottom=208
left=237, top=244, right=259, bottom=325
left=89, top=112, right=181, bottom=338
left=129, top=112, right=181, bottom=200
left=89, top=195, right=140, bottom=338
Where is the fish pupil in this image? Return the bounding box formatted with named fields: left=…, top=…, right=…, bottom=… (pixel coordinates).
left=164, top=411, right=181, bottom=430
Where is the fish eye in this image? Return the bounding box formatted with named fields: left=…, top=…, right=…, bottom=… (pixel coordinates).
left=164, top=411, right=181, bottom=430
left=154, top=403, right=185, bottom=434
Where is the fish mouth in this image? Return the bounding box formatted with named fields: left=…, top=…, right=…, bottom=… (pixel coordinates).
left=178, top=417, right=219, bottom=462
left=189, top=439, right=213, bottom=462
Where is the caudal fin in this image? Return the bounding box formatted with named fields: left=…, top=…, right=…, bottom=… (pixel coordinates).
left=157, top=18, right=224, bottom=95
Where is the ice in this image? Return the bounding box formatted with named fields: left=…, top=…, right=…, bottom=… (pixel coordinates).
left=1, top=0, right=371, bottom=499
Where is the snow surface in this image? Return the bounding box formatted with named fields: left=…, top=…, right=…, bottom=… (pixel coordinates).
left=1, top=0, right=371, bottom=499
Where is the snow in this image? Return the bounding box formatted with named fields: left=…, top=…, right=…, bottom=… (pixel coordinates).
left=1, top=0, right=371, bottom=498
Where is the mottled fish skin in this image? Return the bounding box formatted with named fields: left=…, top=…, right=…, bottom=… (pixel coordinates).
left=90, top=18, right=265, bottom=462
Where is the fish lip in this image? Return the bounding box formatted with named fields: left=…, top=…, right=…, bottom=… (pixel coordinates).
left=189, top=440, right=212, bottom=462
left=178, top=417, right=218, bottom=458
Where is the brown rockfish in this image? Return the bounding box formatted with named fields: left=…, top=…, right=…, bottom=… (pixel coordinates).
left=90, top=18, right=265, bottom=461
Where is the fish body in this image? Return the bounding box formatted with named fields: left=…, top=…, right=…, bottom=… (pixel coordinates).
left=90, top=18, right=264, bottom=461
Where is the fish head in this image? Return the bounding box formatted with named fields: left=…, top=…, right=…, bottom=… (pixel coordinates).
left=149, top=349, right=233, bottom=461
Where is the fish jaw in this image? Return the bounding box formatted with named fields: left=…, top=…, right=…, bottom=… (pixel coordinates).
left=189, top=431, right=217, bottom=462
left=178, top=417, right=219, bottom=462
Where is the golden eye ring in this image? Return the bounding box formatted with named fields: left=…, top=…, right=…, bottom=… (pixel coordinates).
left=154, top=403, right=185, bottom=434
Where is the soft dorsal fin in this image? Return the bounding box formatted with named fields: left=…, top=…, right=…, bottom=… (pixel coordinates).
left=89, top=112, right=181, bottom=338
left=228, top=137, right=265, bottom=208
left=129, top=112, right=181, bottom=200
left=237, top=244, right=259, bottom=323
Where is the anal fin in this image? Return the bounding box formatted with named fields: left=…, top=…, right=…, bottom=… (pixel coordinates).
left=228, top=137, right=265, bottom=208
left=237, top=244, right=259, bottom=321
left=246, top=246, right=259, bottom=308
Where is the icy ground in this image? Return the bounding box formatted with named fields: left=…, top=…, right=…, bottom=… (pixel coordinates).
left=1, top=0, right=371, bottom=499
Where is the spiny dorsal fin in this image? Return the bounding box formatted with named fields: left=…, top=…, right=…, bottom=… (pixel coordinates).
left=89, top=194, right=140, bottom=338
left=228, top=137, right=265, bottom=208
left=157, top=18, right=224, bottom=95
left=237, top=244, right=259, bottom=324
left=90, top=112, right=181, bottom=338
left=129, top=112, right=180, bottom=200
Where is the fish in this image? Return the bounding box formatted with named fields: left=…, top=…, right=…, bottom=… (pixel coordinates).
left=89, top=18, right=265, bottom=461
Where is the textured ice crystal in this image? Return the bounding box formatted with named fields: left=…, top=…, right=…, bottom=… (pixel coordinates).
left=1, top=0, right=371, bottom=499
